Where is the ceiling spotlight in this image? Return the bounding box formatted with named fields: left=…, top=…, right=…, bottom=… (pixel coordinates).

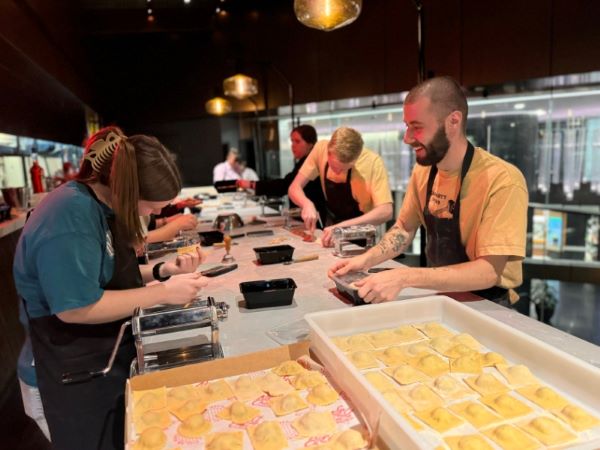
left=147, top=14, right=155, bottom=22
left=147, top=8, right=152, bottom=14
left=223, top=73, right=258, bottom=100
left=184, top=0, right=191, bottom=4
left=513, top=103, right=525, bottom=110
left=216, top=7, right=221, bottom=13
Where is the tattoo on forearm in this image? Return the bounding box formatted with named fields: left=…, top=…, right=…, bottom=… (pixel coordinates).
left=377, top=224, right=409, bottom=256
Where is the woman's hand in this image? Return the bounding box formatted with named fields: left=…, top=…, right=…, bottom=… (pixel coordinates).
left=321, top=226, right=335, bottom=247
left=236, top=179, right=253, bottom=189
left=166, top=214, right=198, bottom=230
left=163, top=273, right=209, bottom=304
left=161, top=247, right=205, bottom=276
left=300, top=202, right=318, bottom=232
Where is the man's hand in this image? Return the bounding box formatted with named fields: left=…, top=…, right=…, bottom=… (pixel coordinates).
left=300, top=202, right=318, bottom=232
left=327, top=253, right=371, bottom=279
left=354, top=267, right=407, bottom=303
left=321, top=226, right=335, bottom=247
left=162, top=247, right=206, bottom=276
left=236, top=179, right=252, bottom=189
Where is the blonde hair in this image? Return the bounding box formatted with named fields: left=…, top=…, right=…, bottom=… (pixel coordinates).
left=328, top=127, right=363, bottom=163
left=78, top=126, right=182, bottom=246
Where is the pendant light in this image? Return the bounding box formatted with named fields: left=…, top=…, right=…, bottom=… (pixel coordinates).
left=205, top=97, right=232, bottom=115
left=294, top=0, right=362, bottom=31
left=223, top=73, right=258, bottom=100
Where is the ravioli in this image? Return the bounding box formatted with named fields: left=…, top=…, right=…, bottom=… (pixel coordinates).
left=443, top=344, right=477, bottom=359
left=197, top=379, right=234, bottom=403
left=450, top=354, right=483, bottom=374
left=269, top=392, right=309, bottom=416
left=205, top=431, right=244, bottom=450
left=166, top=385, right=197, bottom=410
left=248, top=421, right=288, bottom=450
left=347, top=350, right=379, bottom=370
left=368, top=329, right=400, bottom=347
left=410, top=353, right=449, bottom=377
left=450, top=401, right=502, bottom=428
left=464, top=373, right=508, bottom=396
left=428, top=336, right=453, bottom=354
left=517, top=385, right=569, bottom=410
left=553, top=404, right=600, bottom=431
left=415, top=407, right=464, bottom=433
left=307, top=383, right=340, bottom=406
left=177, top=413, right=211, bottom=438
left=256, top=372, right=294, bottom=397
left=480, top=393, right=533, bottom=419
left=333, top=429, right=368, bottom=449
left=402, top=342, right=435, bottom=357
left=364, top=371, right=397, bottom=392
left=451, top=333, right=481, bottom=350
left=133, top=387, right=167, bottom=414
left=384, top=364, right=429, bottom=385
left=520, top=416, right=577, bottom=446
left=229, top=375, right=263, bottom=401
left=292, top=370, right=328, bottom=389
left=430, top=374, right=474, bottom=399
left=293, top=411, right=337, bottom=437
left=345, top=334, right=375, bottom=351
left=217, top=400, right=260, bottom=424
left=402, top=413, right=424, bottom=431
left=132, top=426, right=167, bottom=450
left=444, top=434, right=494, bottom=450
left=376, top=346, right=406, bottom=366
left=484, top=424, right=539, bottom=450
left=272, top=360, right=306, bottom=376
left=413, top=322, right=453, bottom=338
left=495, top=364, right=537, bottom=386
left=382, top=389, right=411, bottom=413
left=134, top=408, right=171, bottom=434
left=392, top=325, right=425, bottom=343
left=171, top=398, right=208, bottom=421
left=481, top=352, right=506, bottom=367
left=401, top=385, right=444, bottom=411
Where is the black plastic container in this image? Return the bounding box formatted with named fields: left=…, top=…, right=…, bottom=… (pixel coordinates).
left=198, top=230, right=224, bottom=246
left=0, top=203, right=11, bottom=222
left=239, top=278, right=297, bottom=309
left=214, top=180, right=238, bottom=193
left=331, top=271, right=370, bottom=305
left=253, top=245, right=294, bottom=264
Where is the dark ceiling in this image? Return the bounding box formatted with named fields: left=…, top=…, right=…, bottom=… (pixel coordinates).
left=76, top=0, right=308, bottom=127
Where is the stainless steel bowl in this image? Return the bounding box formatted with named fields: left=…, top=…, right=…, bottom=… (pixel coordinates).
left=213, top=213, right=244, bottom=231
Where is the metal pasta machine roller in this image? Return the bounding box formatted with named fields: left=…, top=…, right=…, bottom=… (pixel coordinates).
left=131, top=297, right=229, bottom=375
left=332, top=224, right=377, bottom=257
left=61, top=297, right=229, bottom=384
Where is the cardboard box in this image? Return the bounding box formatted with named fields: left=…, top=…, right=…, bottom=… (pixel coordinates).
left=125, top=341, right=311, bottom=444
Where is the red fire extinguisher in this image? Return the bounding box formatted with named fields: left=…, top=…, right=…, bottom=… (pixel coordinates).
left=30, top=160, right=45, bottom=193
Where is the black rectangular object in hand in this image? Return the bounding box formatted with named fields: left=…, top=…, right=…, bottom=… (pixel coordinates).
left=246, top=230, right=274, bottom=237
left=239, top=278, right=297, bottom=309
left=253, top=245, right=294, bottom=264
left=331, top=271, right=370, bottom=306
left=200, top=264, right=238, bottom=277
left=198, top=230, right=224, bottom=246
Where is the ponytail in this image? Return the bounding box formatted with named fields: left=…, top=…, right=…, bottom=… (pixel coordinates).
left=110, top=137, right=144, bottom=246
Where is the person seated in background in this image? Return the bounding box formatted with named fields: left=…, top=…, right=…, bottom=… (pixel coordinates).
left=237, top=125, right=327, bottom=228
left=213, top=148, right=242, bottom=182
left=238, top=160, right=259, bottom=181
left=288, top=126, right=393, bottom=246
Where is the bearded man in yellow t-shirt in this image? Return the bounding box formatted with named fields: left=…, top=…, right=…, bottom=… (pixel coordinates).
left=328, top=76, right=528, bottom=306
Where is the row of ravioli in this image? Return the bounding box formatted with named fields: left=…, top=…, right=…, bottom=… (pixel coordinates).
left=331, top=321, right=600, bottom=450
left=128, top=359, right=369, bottom=450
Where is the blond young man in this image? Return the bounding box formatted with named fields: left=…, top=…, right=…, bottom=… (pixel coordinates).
left=288, top=126, right=393, bottom=246
left=328, top=77, right=528, bottom=305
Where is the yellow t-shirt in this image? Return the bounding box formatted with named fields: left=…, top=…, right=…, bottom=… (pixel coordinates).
left=298, top=140, right=393, bottom=214
left=398, top=147, right=528, bottom=289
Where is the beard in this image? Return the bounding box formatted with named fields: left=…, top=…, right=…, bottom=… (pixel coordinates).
left=414, top=125, right=450, bottom=166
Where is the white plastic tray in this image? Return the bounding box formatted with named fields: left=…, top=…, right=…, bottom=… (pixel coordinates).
left=305, top=295, right=600, bottom=450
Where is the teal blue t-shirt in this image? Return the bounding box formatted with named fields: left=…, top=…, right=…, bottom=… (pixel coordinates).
left=13, top=181, right=115, bottom=319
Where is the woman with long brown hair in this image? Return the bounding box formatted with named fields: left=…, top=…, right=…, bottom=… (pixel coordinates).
left=13, top=126, right=208, bottom=449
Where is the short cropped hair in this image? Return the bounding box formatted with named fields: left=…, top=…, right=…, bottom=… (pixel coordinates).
left=328, top=127, right=363, bottom=163
left=405, top=76, right=468, bottom=131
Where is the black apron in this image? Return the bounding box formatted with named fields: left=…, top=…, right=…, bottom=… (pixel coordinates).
left=423, top=143, right=509, bottom=303
left=26, top=183, right=142, bottom=450
left=323, top=162, right=362, bottom=225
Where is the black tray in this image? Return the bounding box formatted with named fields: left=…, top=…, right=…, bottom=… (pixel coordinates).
left=214, top=180, right=238, bottom=193
left=253, top=244, right=294, bottom=264
left=331, top=271, right=370, bottom=305
left=198, top=230, right=224, bottom=246
left=240, top=278, right=297, bottom=309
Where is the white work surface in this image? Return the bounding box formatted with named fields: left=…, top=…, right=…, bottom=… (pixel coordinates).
left=152, top=204, right=600, bottom=370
